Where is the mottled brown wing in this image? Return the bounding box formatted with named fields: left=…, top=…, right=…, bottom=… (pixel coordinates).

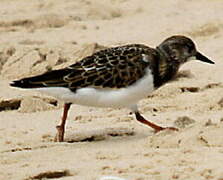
left=65, top=44, right=153, bottom=91
left=11, top=44, right=154, bottom=91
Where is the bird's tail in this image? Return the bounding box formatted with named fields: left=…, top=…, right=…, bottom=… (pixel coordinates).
left=10, top=78, right=45, bottom=88
left=10, top=69, right=70, bottom=89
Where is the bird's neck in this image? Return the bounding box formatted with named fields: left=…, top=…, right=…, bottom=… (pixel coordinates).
left=153, top=47, right=180, bottom=88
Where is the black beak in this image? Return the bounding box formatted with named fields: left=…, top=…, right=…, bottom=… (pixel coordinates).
left=195, top=52, right=215, bottom=64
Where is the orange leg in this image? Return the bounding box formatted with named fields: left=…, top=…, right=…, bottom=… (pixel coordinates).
left=135, top=112, right=178, bottom=133
left=54, top=103, right=71, bottom=142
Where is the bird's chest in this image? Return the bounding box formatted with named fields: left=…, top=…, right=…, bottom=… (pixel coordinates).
left=154, top=64, right=179, bottom=88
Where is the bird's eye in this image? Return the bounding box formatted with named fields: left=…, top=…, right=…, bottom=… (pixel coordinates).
left=187, top=44, right=195, bottom=53
left=188, top=47, right=192, bottom=53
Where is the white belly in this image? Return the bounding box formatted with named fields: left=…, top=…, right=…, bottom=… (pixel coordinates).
left=35, top=69, right=154, bottom=108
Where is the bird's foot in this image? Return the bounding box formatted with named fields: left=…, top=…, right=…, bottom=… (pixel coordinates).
left=54, top=125, right=65, bottom=142
left=154, top=126, right=178, bottom=133
left=134, top=112, right=178, bottom=133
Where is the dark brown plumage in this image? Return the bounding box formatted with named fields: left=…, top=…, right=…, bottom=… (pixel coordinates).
left=11, top=44, right=156, bottom=91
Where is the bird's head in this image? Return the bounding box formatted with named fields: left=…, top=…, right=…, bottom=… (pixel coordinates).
left=156, top=35, right=214, bottom=65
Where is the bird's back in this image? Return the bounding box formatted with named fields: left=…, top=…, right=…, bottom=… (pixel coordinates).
left=11, top=44, right=158, bottom=92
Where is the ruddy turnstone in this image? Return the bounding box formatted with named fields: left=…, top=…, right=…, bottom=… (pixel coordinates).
left=10, top=35, right=214, bottom=142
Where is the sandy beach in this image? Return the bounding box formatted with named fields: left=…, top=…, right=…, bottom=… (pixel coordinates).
left=1, top=0, right=223, bottom=179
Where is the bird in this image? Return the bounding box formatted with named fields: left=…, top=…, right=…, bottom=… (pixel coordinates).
left=10, top=35, right=214, bottom=142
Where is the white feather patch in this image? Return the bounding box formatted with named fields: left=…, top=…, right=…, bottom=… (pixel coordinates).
left=142, top=54, right=149, bottom=62
left=34, top=68, right=154, bottom=109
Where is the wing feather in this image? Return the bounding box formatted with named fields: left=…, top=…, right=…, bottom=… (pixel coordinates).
left=11, top=44, right=156, bottom=91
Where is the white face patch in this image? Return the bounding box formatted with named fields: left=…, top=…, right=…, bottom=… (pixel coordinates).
left=142, top=54, right=149, bottom=63
left=187, top=56, right=196, bottom=61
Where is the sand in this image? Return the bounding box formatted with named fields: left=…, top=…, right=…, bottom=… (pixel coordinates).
left=1, top=0, right=223, bottom=179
